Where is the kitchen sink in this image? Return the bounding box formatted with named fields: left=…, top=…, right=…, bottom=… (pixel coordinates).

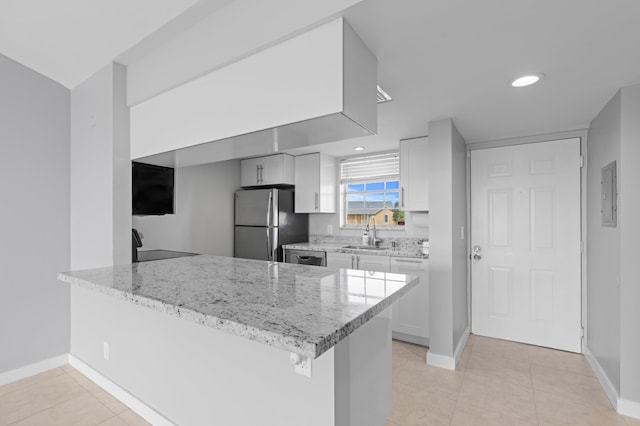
left=342, top=245, right=388, bottom=251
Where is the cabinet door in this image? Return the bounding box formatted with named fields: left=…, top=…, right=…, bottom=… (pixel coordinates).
left=390, top=257, right=429, bottom=340
left=295, top=154, right=320, bottom=212
left=295, top=153, right=336, bottom=213
left=260, top=154, right=295, bottom=186
left=400, top=137, right=429, bottom=211
left=259, top=155, right=283, bottom=186
left=355, top=254, right=390, bottom=272
left=326, top=252, right=355, bottom=269
left=240, top=158, right=262, bottom=187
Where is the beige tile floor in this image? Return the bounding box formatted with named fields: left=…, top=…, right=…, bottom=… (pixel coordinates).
left=0, top=364, right=150, bottom=426
left=387, top=334, right=640, bottom=426
left=1, top=335, right=639, bottom=425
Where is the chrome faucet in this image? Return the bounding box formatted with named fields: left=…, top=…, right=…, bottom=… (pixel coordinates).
left=368, top=216, right=378, bottom=246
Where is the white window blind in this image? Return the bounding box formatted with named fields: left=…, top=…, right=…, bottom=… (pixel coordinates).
left=340, top=152, right=399, bottom=182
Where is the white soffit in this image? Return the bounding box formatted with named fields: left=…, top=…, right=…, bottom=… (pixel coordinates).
left=0, top=0, right=202, bottom=88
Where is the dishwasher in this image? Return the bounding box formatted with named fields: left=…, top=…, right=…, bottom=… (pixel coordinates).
left=284, top=249, right=327, bottom=266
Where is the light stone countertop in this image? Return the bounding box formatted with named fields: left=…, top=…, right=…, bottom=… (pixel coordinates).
left=58, top=255, right=418, bottom=359
left=283, top=241, right=428, bottom=259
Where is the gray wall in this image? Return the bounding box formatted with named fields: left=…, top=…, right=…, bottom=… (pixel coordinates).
left=587, top=84, right=640, bottom=405
left=450, top=123, right=468, bottom=347
left=132, top=160, right=240, bottom=256
left=619, top=84, right=640, bottom=403
left=0, top=54, right=70, bottom=373
left=70, top=63, right=131, bottom=270
left=427, top=118, right=469, bottom=360
left=586, top=91, right=621, bottom=392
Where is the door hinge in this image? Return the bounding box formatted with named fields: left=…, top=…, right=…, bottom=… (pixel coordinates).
left=580, top=326, right=585, bottom=338
left=580, top=155, right=584, bottom=168
left=580, top=240, right=584, bottom=254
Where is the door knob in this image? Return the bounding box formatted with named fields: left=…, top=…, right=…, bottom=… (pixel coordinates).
left=472, top=245, right=482, bottom=261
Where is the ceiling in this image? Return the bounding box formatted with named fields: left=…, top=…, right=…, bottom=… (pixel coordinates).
left=342, top=0, right=640, bottom=145
left=0, top=0, right=230, bottom=88
left=2, top=0, right=640, bottom=154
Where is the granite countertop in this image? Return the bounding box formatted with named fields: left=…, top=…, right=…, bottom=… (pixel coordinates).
left=58, top=255, right=418, bottom=359
left=283, top=241, right=428, bottom=259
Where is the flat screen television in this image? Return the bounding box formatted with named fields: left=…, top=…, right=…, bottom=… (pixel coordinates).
left=132, top=162, right=175, bottom=215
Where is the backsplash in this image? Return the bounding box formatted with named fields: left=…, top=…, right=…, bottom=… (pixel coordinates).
left=309, top=234, right=427, bottom=250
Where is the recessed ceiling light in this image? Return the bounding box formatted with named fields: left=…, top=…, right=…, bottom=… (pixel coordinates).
left=354, top=146, right=365, bottom=151
left=377, top=85, right=392, bottom=103
left=511, top=73, right=544, bottom=88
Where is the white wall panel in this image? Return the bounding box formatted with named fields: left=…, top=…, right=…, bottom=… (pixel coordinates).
left=130, top=19, right=344, bottom=159
left=125, top=0, right=364, bottom=106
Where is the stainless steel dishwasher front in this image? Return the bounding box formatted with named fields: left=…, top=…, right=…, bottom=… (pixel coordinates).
left=283, top=249, right=327, bottom=266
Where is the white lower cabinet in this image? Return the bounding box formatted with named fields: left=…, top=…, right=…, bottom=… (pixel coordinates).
left=326, top=252, right=355, bottom=269
left=390, top=257, right=429, bottom=344
left=326, top=252, right=390, bottom=271
left=326, top=252, right=428, bottom=344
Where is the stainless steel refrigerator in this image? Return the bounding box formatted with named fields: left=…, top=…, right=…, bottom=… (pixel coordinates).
left=234, top=188, right=308, bottom=262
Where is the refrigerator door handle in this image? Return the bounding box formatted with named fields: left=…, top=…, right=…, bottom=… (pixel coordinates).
left=267, top=191, right=273, bottom=227
left=266, top=228, right=272, bottom=261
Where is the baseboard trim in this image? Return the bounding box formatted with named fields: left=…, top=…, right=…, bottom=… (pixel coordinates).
left=68, top=355, right=174, bottom=426
left=618, top=398, right=640, bottom=420
left=426, top=327, right=470, bottom=370
left=453, top=327, right=470, bottom=368
left=392, top=331, right=429, bottom=347
left=426, top=352, right=455, bottom=370
left=0, top=354, right=69, bottom=386
left=584, top=347, right=619, bottom=410
left=583, top=347, right=640, bottom=419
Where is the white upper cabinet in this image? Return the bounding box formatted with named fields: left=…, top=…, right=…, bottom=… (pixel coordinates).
left=390, top=257, right=429, bottom=341
left=399, top=137, right=429, bottom=211
left=295, top=153, right=336, bottom=213
left=240, top=154, right=295, bottom=187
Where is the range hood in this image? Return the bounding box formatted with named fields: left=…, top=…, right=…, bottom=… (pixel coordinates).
left=131, top=18, right=377, bottom=167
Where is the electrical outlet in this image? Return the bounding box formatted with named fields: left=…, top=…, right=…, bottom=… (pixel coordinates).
left=290, top=353, right=312, bottom=377
left=103, top=341, right=110, bottom=360
left=327, top=224, right=333, bottom=234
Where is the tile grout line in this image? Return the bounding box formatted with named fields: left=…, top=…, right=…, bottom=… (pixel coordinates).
left=529, top=355, right=541, bottom=425
left=63, top=365, right=135, bottom=425
left=448, top=360, right=467, bottom=425
left=5, top=368, right=93, bottom=426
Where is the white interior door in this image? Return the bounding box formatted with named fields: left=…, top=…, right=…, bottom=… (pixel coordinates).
left=470, top=138, right=581, bottom=352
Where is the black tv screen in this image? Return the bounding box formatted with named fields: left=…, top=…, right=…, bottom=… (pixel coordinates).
left=132, top=162, right=175, bottom=215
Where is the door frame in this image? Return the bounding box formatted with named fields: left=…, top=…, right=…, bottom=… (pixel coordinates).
left=466, top=129, right=589, bottom=353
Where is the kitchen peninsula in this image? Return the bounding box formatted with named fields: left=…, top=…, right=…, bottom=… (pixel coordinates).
left=58, top=255, right=418, bottom=425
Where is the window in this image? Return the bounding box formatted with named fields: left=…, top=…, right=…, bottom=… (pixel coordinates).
left=340, top=152, right=404, bottom=228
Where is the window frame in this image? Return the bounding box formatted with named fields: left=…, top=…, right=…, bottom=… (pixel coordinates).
left=338, top=152, right=404, bottom=230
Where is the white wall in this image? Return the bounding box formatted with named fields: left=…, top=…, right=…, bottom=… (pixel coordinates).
left=132, top=160, right=240, bottom=256
left=125, top=0, right=364, bottom=106
left=130, top=19, right=346, bottom=160
left=586, top=91, right=621, bottom=392
left=71, top=285, right=391, bottom=425
left=0, top=54, right=70, bottom=373
left=426, top=118, right=468, bottom=366
left=71, top=63, right=131, bottom=270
